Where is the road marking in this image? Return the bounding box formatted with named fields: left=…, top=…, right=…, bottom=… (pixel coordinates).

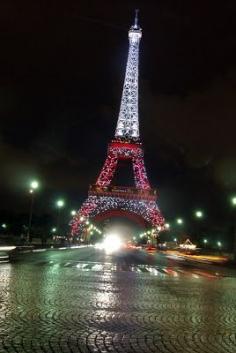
left=32, top=249, right=47, bottom=253
left=55, top=261, right=225, bottom=279
left=29, top=260, right=226, bottom=279
left=0, top=255, right=9, bottom=263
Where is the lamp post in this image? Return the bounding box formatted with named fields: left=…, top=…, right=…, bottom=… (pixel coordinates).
left=165, top=223, right=170, bottom=229
left=1, top=223, right=7, bottom=235
left=217, top=241, right=222, bottom=255
left=27, top=180, right=39, bottom=243
left=194, top=210, right=205, bottom=243
left=203, top=238, right=208, bottom=248
left=56, top=199, right=65, bottom=236
left=175, top=218, right=184, bottom=243
left=231, top=196, right=236, bottom=260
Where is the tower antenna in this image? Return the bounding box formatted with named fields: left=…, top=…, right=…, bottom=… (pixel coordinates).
left=134, top=9, right=139, bottom=28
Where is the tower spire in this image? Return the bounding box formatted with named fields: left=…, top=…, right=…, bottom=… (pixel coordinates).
left=115, top=10, right=142, bottom=141
left=134, top=8, right=139, bottom=29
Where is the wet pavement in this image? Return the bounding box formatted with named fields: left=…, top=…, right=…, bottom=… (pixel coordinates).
left=1, top=247, right=236, bottom=352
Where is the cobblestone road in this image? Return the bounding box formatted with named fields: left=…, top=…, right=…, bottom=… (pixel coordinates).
left=1, top=248, right=236, bottom=352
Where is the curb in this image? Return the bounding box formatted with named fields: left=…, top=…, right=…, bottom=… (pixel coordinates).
left=0, top=245, right=90, bottom=263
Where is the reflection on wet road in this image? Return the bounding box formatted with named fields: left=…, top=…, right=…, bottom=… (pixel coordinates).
left=1, top=247, right=236, bottom=352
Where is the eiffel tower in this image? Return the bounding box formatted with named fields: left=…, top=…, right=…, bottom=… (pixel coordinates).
left=71, top=11, right=165, bottom=236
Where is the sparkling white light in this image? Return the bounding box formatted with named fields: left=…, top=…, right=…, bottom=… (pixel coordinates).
left=70, top=195, right=164, bottom=236
left=115, top=15, right=142, bottom=140
left=103, top=234, right=123, bottom=254
left=96, top=142, right=150, bottom=189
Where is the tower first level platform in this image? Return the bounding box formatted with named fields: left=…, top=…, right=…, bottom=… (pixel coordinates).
left=71, top=139, right=164, bottom=236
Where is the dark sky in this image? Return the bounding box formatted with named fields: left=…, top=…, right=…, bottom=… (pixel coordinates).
left=1, top=0, right=236, bottom=226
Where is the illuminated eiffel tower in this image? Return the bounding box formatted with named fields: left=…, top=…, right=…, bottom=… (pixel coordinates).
left=71, top=11, right=165, bottom=236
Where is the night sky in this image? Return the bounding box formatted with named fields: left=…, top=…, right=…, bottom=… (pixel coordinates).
left=1, top=1, right=236, bottom=231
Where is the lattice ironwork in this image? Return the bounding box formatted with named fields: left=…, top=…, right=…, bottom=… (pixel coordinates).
left=71, top=195, right=164, bottom=236
left=96, top=141, right=150, bottom=189
left=70, top=12, right=165, bottom=237
left=115, top=13, right=142, bottom=140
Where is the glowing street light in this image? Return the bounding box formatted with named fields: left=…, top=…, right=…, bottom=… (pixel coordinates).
left=29, top=180, right=39, bottom=194
left=1, top=223, right=7, bottom=229
left=31, top=180, right=39, bottom=190
left=56, top=199, right=65, bottom=208
left=165, top=223, right=170, bottom=229
left=71, top=210, right=76, bottom=216
left=217, top=241, right=222, bottom=248
left=51, top=227, right=57, bottom=233
left=27, top=179, right=40, bottom=243
left=231, top=196, right=236, bottom=206
left=195, top=210, right=203, bottom=218
left=176, top=218, right=183, bottom=225
left=173, top=238, right=177, bottom=242
left=203, top=238, right=208, bottom=248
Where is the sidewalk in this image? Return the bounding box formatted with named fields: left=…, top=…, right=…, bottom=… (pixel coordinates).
left=0, top=244, right=89, bottom=263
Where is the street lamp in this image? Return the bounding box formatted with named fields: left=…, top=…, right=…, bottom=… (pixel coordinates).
left=57, top=199, right=64, bottom=208
left=51, top=227, right=57, bottom=233
left=176, top=218, right=183, bottom=225
left=56, top=199, right=65, bottom=236
left=231, top=196, right=236, bottom=206
left=71, top=210, right=76, bottom=216
left=31, top=181, right=39, bottom=190
left=27, top=180, right=39, bottom=243
left=2, top=223, right=7, bottom=229
left=203, top=238, right=208, bottom=248
left=217, top=241, right=222, bottom=254
left=230, top=196, right=236, bottom=260
left=195, top=210, right=203, bottom=218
